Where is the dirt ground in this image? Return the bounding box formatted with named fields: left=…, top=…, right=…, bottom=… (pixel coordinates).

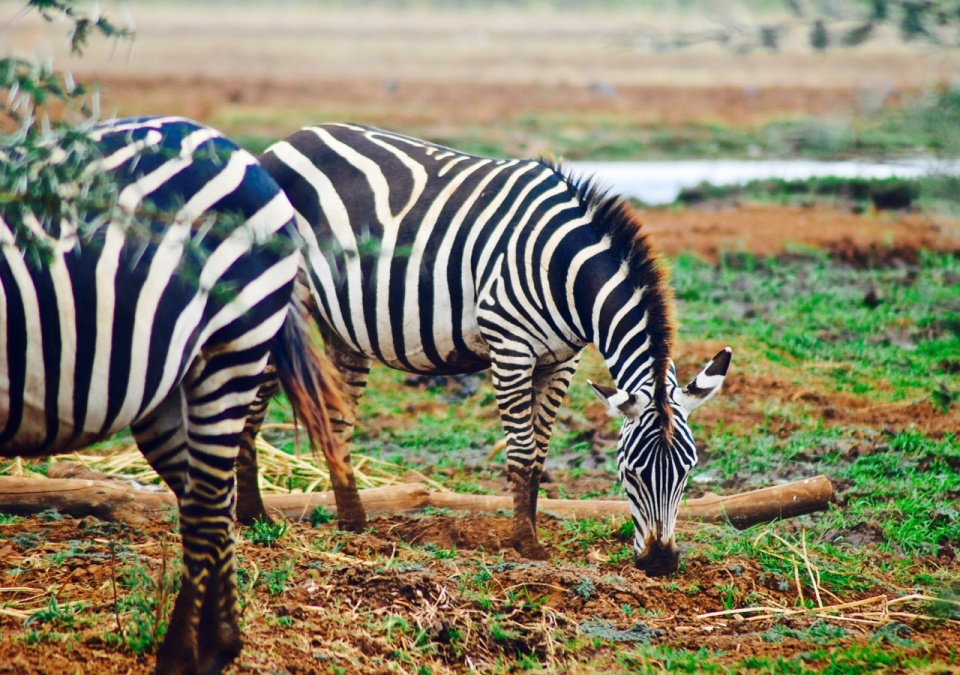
left=1, top=512, right=958, bottom=675
left=3, top=4, right=960, bottom=673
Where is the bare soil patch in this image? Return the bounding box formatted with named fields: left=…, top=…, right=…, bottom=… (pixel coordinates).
left=639, top=203, right=959, bottom=261
left=1, top=515, right=957, bottom=674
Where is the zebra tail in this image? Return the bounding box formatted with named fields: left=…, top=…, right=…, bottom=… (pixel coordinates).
left=271, top=294, right=352, bottom=488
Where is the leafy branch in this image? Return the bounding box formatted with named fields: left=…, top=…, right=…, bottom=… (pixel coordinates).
left=21, top=0, right=132, bottom=56
left=1, top=1, right=133, bottom=263
left=626, top=0, right=960, bottom=54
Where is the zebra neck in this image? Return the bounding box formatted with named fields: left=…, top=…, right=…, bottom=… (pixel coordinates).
left=594, top=293, right=662, bottom=396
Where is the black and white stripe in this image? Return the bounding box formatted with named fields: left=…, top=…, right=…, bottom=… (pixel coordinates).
left=258, top=123, right=730, bottom=571
left=1, top=116, right=342, bottom=671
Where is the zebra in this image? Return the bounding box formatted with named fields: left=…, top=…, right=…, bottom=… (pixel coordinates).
left=0, top=116, right=348, bottom=674
left=242, top=122, right=731, bottom=576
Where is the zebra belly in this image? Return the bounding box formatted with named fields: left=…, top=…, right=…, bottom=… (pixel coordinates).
left=359, top=326, right=492, bottom=376
left=0, top=385, right=51, bottom=455
left=0, top=393, right=129, bottom=457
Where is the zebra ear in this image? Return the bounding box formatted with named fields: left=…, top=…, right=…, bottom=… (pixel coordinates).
left=587, top=380, right=650, bottom=421
left=674, top=347, right=732, bottom=414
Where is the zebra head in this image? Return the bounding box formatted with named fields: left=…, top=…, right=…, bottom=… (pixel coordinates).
left=589, top=347, right=731, bottom=577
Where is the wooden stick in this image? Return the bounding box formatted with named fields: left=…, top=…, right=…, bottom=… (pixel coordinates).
left=256, top=484, right=432, bottom=521
left=0, top=475, right=833, bottom=529
left=680, top=475, right=834, bottom=528
left=403, top=475, right=833, bottom=529
left=0, top=477, right=177, bottom=525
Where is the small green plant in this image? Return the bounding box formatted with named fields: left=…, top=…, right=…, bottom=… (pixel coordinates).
left=235, top=558, right=253, bottom=594
left=580, top=618, right=660, bottom=644
left=572, top=576, right=596, bottom=601
left=871, top=622, right=919, bottom=649
left=113, top=553, right=177, bottom=655
left=309, top=506, right=335, bottom=527
left=36, top=509, right=63, bottom=522
left=26, top=596, right=84, bottom=629
left=517, top=654, right=542, bottom=670
left=260, top=561, right=294, bottom=596
left=245, top=516, right=288, bottom=547
left=561, top=518, right=616, bottom=549
left=763, top=620, right=847, bottom=645
left=617, top=644, right=719, bottom=671
left=489, top=617, right=520, bottom=643
left=382, top=615, right=413, bottom=637
left=716, top=583, right=738, bottom=611
left=608, top=544, right=634, bottom=565
left=421, top=542, right=457, bottom=559
left=10, top=531, right=44, bottom=550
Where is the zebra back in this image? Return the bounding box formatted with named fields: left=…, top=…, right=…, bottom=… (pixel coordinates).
left=0, top=115, right=301, bottom=455
left=261, top=123, right=675, bottom=409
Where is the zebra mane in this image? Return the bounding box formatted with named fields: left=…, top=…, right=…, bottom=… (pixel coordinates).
left=544, top=160, right=678, bottom=437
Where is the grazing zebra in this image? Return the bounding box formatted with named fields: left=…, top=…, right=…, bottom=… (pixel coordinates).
left=243, top=123, right=730, bottom=576
left=0, top=116, right=347, bottom=674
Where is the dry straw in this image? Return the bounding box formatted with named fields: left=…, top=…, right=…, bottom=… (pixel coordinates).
left=1, top=424, right=445, bottom=494
left=697, top=528, right=960, bottom=627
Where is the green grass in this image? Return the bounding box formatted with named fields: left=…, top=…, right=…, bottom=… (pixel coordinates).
left=672, top=250, right=960, bottom=403
left=259, top=560, right=295, bottom=596
left=111, top=558, right=180, bottom=654
left=244, top=517, right=289, bottom=547
left=673, top=175, right=922, bottom=211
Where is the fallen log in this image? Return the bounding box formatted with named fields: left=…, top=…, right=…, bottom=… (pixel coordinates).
left=373, top=475, right=834, bottom=529
left=0, top=475, right=833, bottom=529
left=0, top=476, right=177, bottom=525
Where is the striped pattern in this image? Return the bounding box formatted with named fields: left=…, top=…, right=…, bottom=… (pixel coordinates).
left=0, top=116, right=341, bottom=671
left=258, top=123, right=728, bottom=570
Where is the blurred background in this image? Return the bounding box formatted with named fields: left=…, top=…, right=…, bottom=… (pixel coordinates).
left=3, top=1, right=957, bottom=161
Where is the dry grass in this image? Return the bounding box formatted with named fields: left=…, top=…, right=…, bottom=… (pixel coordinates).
left=697, top=528, right=960, bottom=629
left=3, top=433, right=441, bottom=495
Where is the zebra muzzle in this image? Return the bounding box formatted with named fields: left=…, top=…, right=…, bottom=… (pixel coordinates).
left=634, top=538, right=680, bottom=577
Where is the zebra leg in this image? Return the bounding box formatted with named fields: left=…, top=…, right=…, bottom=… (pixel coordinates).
left=157, top=491, right=241, bottom=675
left=309, top=327, right=370, bottom=531
left=195, top=527, right=242, bottom=674
left=235, top=361, right=279, bottom=525
left=489, top=353, right=549, bottom=560
left=132, top=392, right=202, bottom=674
left=138, top=373, right=250, bottom=674
left=132, top=390, right=189, bottom=498
left=524, top=354, right=582, bottom=521
left=316, top=326, right=369, bottom=445
left=138, top=384, right=251, bottom=669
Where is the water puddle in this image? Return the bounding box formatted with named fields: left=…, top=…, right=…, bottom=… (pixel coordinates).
left=569, top=159, right=960, bottom=205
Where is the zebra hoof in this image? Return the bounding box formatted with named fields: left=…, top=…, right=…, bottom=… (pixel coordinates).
left=337, top=513, right=368, bottom=533
left=512, top=535, right=550, bottom=561
left=334, top=490, right=368, bottom=533
left=198, top=637, right=242, bottom=675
